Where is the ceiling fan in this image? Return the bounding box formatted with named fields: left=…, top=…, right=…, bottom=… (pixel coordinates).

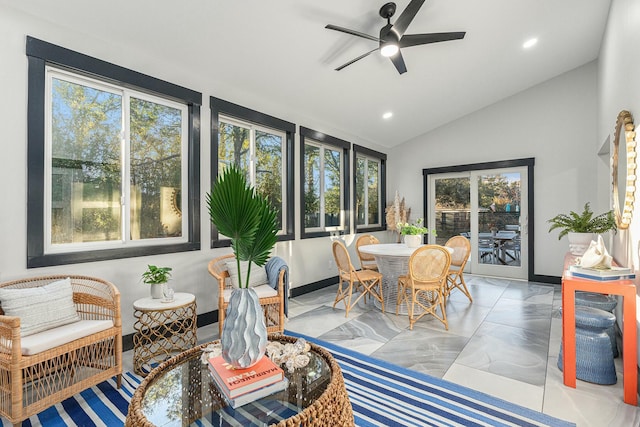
left=325, top=0, right=465, bottom=74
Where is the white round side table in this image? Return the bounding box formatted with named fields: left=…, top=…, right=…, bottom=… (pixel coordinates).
left=133, top=292, right=197, bottom=376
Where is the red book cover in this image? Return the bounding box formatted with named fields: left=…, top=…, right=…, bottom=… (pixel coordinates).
left=207, top=355, right=284, bottom=398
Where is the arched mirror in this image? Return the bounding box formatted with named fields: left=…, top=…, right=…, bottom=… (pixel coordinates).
left=611, top=110, right=637, bottom=229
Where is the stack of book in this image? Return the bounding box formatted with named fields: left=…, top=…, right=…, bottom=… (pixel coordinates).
left=207, top=355, right=287, bottom=408
left=567, top=265, right=635, bottom=281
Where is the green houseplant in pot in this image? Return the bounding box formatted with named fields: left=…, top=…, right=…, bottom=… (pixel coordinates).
left=141, top=265, right=172, bottom=299
left=396, top=218, right=436, bottom=248
left=206, top=164, right=278, bottom=368
left=547, top=202, right=617, bottom=255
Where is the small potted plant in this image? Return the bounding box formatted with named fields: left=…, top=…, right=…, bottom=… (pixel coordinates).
left=141, top=265, right=172, bottom=299
left=396, top=218, right=436, bottom=247
left=547, top=203, right=617, bottom=255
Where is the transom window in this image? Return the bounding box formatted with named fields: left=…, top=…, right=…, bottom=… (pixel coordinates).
left=300, top=127, right=350, bottom=238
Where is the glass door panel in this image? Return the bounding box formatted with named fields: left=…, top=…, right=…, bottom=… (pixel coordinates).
left=433, top=176, right=470, bottom=245
left=429, top=167, right=527, bottom=280
left=472, top=168, right=526, bottom=279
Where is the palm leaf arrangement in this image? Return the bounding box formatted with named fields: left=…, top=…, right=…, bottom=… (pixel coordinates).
left=206, top=165, right=278, bottom=288
left=547, top=202, right=617, bottom=240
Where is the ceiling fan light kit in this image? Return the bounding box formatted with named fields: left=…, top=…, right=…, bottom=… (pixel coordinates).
left=325, top=0, right=465, bottom=74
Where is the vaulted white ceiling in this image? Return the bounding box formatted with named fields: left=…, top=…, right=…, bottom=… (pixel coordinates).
left=4, top=0, right=611, bottom=147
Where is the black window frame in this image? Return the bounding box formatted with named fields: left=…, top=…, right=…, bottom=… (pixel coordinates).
left=210, top=97, right=295, bottom=247
left=353, top=144, right=387, bottom=232
left=300, top=126, right=350, bottom=239
left=26, top=36, right=202, bottom=268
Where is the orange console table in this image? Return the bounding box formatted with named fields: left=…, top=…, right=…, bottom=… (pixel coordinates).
left=562, top=254, right=637, bottom=405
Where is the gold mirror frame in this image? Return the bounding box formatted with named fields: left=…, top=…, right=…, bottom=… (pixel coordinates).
left=611, top=110, right=637, bottom=229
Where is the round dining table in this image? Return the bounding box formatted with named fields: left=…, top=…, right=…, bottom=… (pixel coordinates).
left=358, top=243, right=453, bottom=315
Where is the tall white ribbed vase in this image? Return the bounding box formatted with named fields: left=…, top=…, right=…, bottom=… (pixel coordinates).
left=221, top=287, right=267, bottom=368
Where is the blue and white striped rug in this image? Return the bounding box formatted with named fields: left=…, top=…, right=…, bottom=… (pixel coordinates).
left=2, top=333, right=574, bottom=427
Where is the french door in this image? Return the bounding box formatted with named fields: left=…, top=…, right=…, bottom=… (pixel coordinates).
left=426, top=165, right=529, bottom=280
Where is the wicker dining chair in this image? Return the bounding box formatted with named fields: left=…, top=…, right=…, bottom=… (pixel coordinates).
left=355, top=234, right=380, bottom=271
left=332, top=240, right=384, bottom=317
left=444, top=235, right=473, bottom=303
left=396, top=245, right=451, bottom=330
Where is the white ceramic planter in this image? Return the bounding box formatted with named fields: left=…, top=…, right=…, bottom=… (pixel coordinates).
left=567, top=232, right=595, bottom=256
left=150, top=283, right=165, bottom=299
left=404, top=234, right=422, bottom=248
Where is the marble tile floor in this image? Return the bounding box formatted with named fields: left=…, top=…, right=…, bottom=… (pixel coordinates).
left=122, top=275, right=640, bottom=427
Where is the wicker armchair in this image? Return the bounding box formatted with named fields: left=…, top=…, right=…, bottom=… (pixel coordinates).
left=0, top=275, right=122, bottom=425
left=208, top=255, right=286, bottom=335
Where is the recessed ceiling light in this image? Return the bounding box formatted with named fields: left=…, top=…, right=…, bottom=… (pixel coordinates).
left=382, top=112, right=393, bottom=119
left=523, top=38, right=538, bottom=49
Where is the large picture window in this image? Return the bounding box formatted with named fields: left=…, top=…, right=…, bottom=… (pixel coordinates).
left=27, top=37, right=201, bottom=267
left=300, top=127, right=350, bottom=238
left=211, top=97, right=295, bottom=245
left=354, top=145, right=386, bottom=231
left=47, top=69, right=188, bottom=251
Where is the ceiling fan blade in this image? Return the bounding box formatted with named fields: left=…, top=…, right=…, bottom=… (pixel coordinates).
left=392, top=0, right=426, bottom=39
left=335, top=48, right=378, bottom=71
left=400, top=32, right=466, bottom=48
left=325, top=24, right=380, bottom=42
left=389, top=50, right=407, bottom=75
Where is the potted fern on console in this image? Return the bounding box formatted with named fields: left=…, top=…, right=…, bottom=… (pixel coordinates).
left=548, top=203, right=617, bottom=255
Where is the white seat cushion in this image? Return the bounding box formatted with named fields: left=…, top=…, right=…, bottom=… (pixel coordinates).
left=20, top=319, right=114, bottom=356
left=223, top=284, right=277, bottom=302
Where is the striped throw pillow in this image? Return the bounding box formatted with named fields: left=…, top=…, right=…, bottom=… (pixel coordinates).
left=0, top=277, right=81, bottom=337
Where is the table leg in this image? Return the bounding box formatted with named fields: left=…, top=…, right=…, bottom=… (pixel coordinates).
left=622, top=288, right=638, bottom=405
left=561, top=283, right=577, bottom=388
left=373, top=255, right=412, bottom=315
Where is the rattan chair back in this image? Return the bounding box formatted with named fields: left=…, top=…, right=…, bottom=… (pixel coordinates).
left=445, top=236, right=471, bottom=269
left=355, top=234, right=380, bottom=271
left=444, top=236, right=473, bottom=303
left=332, top=240, right=355, bottom=275
left=408, top=245, right=451, bottom=286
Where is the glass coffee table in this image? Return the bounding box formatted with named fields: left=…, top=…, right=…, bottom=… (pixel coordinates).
left=126, top=334, right=354, bottom=426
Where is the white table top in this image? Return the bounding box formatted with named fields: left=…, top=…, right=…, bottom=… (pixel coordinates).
left=133, top=292, right=195, bottom=310
left=358, top=243, right=453, bottom=257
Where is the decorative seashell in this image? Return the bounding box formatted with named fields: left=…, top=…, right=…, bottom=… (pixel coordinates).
left=200, top=343, right=222, bottom=363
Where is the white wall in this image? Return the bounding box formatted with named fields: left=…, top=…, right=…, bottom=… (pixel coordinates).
left=597, top=0, right=640, bottom=364
left=0, top=6, right=389, bottom=335
left=387, top=61, right=600, bottom=278
left=599, top=0, right=640, bottom=271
